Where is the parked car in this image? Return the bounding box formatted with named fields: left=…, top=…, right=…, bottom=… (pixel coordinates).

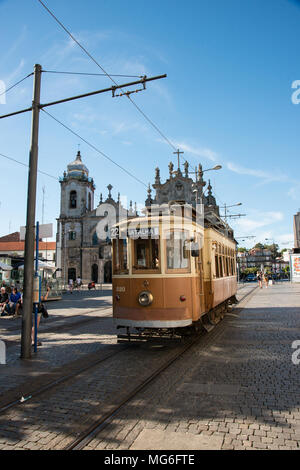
left=245, top=273, right=257, bottom=282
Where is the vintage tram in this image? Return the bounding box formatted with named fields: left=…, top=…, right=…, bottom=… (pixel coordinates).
left=110, top=161, right=238, bottom=340
left=111, top=207, right=237, bottom=339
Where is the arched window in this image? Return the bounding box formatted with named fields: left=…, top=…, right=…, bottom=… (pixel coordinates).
left=88, top=193, right=92, bottom=211
left=70, top=191, right=77, bottom=209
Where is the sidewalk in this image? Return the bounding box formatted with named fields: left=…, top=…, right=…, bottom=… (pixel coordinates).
left=0, top=289, right=115, bottom=404
left=84, top=282, right=300, bottom=450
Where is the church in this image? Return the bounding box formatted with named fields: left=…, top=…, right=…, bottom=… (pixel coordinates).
left=56, top=151, right=137, bottom=285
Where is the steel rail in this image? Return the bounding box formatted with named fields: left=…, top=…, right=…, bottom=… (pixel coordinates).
left=65, top=285, right=258, bottom=450
left=3, top=308, right=112, bottom=350
left=1, top=304, right=112, bottom=334
left=0, top=286, right=257, bottom=429
left=0, top=343, right=129, bottom=414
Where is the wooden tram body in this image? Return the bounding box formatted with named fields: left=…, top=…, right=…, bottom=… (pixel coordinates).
left=112, top=212, right=237, bottom=338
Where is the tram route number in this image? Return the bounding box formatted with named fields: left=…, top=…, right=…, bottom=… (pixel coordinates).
left=110, top=227, right=159, bottom=239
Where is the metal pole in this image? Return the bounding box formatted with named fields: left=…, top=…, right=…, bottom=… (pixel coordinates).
left=21, top=64, right=42, bottom=359
left=34, top=222, right=39, bottom=353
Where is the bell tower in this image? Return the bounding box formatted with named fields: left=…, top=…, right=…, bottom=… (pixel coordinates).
left=60, top=150, right=95, bottom=218
left=56, top=151, right=95, bottom=283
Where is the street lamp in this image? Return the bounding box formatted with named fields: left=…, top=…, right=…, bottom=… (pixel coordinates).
left=191, top=164, right=222, bottom=204
left=202, top=165, right=222, bottom=173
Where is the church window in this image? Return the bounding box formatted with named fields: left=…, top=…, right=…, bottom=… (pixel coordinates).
left=70, top=191, right=77, bottom=209
left=88, top=193, right=92, bottom=211
left=69, top=231, right=76, bottom=241
left=92, top=232, right=99, bottom=246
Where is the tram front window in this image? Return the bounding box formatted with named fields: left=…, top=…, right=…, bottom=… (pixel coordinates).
left=113, top=239, right=128, bottom=274
left=132, top=238, right=160, bottom=272
left=166, top=231, right=190, bottom=272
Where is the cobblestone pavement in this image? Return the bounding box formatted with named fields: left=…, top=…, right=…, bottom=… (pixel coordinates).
left=83, top=283, right=300, bottom=451
left=0, top=287, right=115, bottom=400
left=1, top=283, right=298, bottom=450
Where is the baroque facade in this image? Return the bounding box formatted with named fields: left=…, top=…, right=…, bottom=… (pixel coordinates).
left=56, top=151, right=136, bottom=284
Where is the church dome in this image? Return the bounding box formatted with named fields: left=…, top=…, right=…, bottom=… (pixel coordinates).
left=67, top=151, right=89, bottom=177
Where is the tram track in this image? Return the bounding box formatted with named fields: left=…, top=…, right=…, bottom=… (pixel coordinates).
left=0, top=305, right=112, bottom=334
left=0, top=343, right=129, bottom=414
left=1, top=307, right=113, bottom=350
left=65, top=285, right=258, bottom=451
left=0, top=285, right=257, bottom=448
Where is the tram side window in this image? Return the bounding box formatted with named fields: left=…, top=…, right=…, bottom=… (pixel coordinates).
left=113, top=239, right=128, bottom=274
left=132, top=238, right=160, bottom=271
left=225, top=257, right=229, bottom=277
left=215, top=255, right=220, bottom=278
left=166, top=231, right=190, bottom=271
left=219, top=255, right=224, bottom=277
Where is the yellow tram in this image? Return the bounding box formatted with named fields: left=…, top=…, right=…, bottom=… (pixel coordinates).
left=111, top=161, right=238, bottom=339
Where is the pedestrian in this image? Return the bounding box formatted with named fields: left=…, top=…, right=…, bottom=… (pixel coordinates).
left=0, top=287, right=9, bottom=316
left=264, top=272, right=269, bottom=288
left=257, top=271, right=263, bottom=289
left=31, top=286, right=50, bottom=347
left=9, top=287, right=22, bottom=316
left=76, top=276, right=82, bottom=291
left=68, top=278, right=73, bottom=294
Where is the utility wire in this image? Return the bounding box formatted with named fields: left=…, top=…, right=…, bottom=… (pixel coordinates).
left=42, top=70, right=143, bottom=78
left=0, top=73, right=33, bottom=97
left=37, top=0, right=178, bottom=153
left=41, top=108, right=148, bottom=188
left=0, top=151, right=58, bottom=180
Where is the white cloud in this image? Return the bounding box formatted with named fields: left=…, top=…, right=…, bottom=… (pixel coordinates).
left=234, top=211, right=284, bottom=233
left=160, top=140, right=219, bottom=163
left=226, top=162, right=287, bottom=184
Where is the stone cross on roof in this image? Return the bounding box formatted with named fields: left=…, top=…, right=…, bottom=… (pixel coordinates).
left=173, top=149, right=184, bottom=173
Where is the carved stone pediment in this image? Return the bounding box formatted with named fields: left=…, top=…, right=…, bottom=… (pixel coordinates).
left=153, top=174, right=195, bottom=205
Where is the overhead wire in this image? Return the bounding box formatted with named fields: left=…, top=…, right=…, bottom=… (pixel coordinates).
left=0, top=72, right=33, bottom=97
left=36, top=0, right=179, bottom=154
left=0, top=151, right=58, bottom=180
left=42, top=70, right=143, bottom=78
left=40, top=108, right=148, bottom=188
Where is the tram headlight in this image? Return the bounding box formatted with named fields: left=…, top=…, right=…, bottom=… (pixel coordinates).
left=138, top=291, right=153, bottom=307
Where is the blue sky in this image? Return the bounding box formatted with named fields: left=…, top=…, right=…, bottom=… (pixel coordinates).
left=0, top=0, right=300, bottom=248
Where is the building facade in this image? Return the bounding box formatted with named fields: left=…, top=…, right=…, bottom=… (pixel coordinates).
left=56, top=151, right=136, bottom=285
left=293, top=211, right=300, bottom=249
left=0, top=231, right=56, bottom=263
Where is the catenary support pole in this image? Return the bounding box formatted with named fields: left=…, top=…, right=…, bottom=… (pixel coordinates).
left=21, top=64, right=42, bottom=359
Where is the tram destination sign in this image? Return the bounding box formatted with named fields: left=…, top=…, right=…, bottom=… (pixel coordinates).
left=110, top=226, right=159, bottom=239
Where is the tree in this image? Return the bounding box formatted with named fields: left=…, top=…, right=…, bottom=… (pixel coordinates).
left=254, top=243, right=264, bottom=250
